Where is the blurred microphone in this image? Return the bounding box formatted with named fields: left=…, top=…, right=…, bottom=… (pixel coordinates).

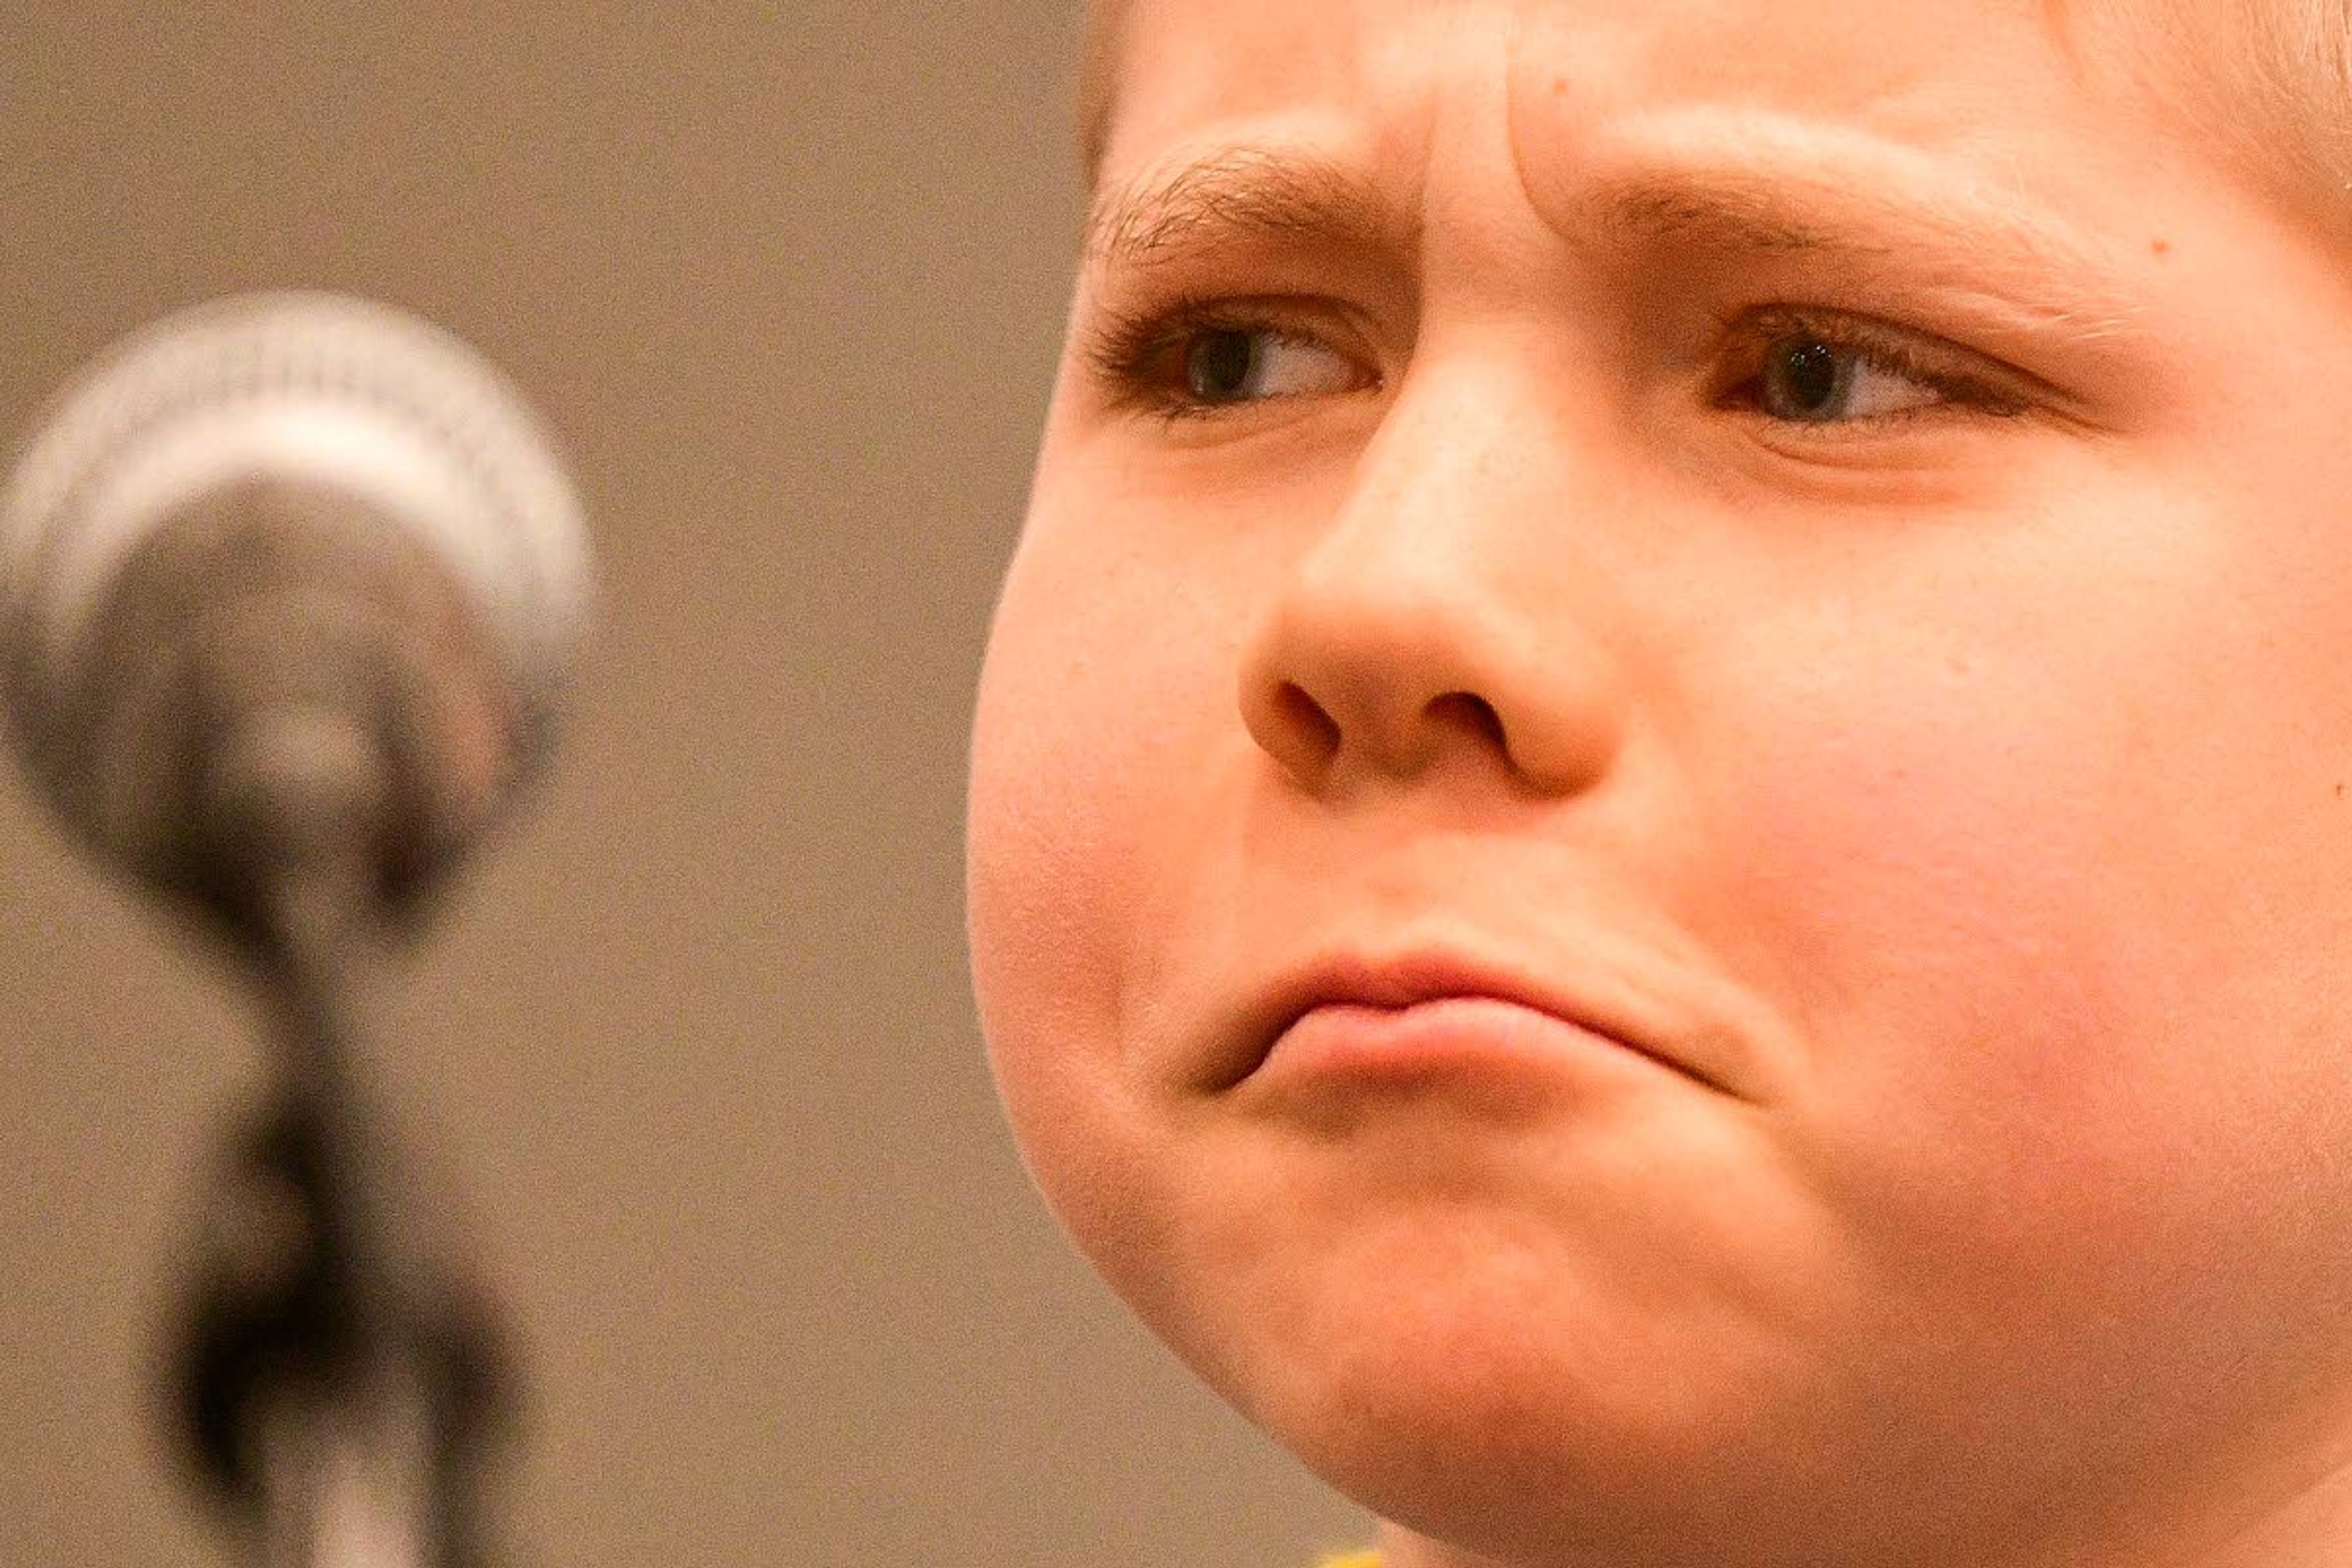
left=2, top=292, right=590, bottom=1567
left=1, top=290, right=589, bottom=936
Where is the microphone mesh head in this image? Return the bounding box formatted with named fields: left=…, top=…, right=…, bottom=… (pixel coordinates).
left=1, top=291, right=591, bottom=866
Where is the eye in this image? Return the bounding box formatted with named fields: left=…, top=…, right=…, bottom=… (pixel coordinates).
left=1719, top=310, right=2029, bottom=428
left=1757, top=337, right=1937, bottom=422
left=1082, top=296, right=1376, bottom=421
left=1182, top=327, right=1359, bottom=407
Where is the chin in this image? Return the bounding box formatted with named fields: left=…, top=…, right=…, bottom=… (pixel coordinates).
left=1158, top=1243, right=1915, bottom=1568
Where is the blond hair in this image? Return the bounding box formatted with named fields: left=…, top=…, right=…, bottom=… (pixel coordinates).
left=1075, top=0, right=2352, bottom=232
left=2070, top=0, right=2352, bottom=233
left=1075, top=0, right=1129, bottom=183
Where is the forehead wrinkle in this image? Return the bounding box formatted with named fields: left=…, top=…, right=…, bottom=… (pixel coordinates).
left=1082, top=145, right=1414, bottom=273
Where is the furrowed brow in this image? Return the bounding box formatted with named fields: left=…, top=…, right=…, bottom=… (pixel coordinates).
left=1082, top=147, right=1411, bottom=274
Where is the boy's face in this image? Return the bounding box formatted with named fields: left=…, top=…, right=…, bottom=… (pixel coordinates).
left=969, top=1, right=2352, bottom=1562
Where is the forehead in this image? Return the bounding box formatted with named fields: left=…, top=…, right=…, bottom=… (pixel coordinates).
left=1091, top=0, right=2094, bottom=179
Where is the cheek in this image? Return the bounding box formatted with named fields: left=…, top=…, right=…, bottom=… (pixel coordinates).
left=964, top=488, right=1243, bottom=1242
left=1724, top=652, right=2165, bottom=1193
left=1700, top=531, right=2352, bottom=1375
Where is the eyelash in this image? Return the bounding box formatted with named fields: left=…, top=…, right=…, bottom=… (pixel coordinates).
left=1081, top=293, right=1362, bottom=424
left=1711, top=305, right=2030, bottom=424
left=1079, top=295, right=2030, bottom=429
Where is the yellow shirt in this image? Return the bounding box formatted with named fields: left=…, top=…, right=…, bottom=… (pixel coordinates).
left=1320, top=1555, right=1382, bottom=1568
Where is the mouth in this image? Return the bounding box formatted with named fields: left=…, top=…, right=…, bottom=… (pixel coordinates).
left=1218, top=948, right=1732, bottom=1098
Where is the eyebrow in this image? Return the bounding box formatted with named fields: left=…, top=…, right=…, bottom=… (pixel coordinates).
left=1080, top=141, right=2147, bottom=341
left=1082, top=146, right=1416, bottom=274
left=1586, top=162, right=2149, bottom=342
left=1580, top=164, right=2135, bottom=311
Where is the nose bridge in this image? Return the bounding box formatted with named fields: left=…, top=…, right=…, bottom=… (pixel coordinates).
left=1237, top=348, right=1628, bottom=796
left=1297, top=367, right=1532, bottom=684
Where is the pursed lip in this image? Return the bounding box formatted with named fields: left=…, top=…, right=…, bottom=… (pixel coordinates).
left=1215, top=946, right=1735, bottom=1096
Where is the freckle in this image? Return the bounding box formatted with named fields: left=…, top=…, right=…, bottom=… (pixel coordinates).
left=2150, top=238, right=2172, bottom=258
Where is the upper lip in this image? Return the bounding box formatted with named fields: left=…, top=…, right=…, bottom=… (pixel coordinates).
left=1216, top=944, right=1735, bottom=1095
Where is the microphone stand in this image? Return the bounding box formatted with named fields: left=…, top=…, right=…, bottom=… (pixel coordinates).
left=170, top=692, right=510, bottom=1568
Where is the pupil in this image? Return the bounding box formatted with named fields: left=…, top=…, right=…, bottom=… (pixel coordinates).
left=1774, top=339, right=1843, bottom=417
left=1188, top=331, right=1257, bottom=401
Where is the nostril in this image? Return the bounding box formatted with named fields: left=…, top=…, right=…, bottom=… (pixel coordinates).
left=1426, top=690, right=1506, bottom=752
left=1273, top=681, right=1343, bottom=765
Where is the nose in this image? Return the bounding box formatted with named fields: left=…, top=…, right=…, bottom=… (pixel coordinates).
left=1236, top=371, right=1629, bottom=798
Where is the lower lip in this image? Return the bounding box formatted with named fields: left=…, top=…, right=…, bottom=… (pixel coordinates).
left=1253, top=996, right=1654, bottom=1093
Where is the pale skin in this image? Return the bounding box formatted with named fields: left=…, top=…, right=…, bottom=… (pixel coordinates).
left=965, top=2, right=2352, bottom=1564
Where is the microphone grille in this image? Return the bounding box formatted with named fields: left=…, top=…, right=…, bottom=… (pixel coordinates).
left=2, top=290, right=592, bottom=834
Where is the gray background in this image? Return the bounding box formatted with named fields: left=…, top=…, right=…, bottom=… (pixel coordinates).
left=0, top=6, right=1371, bottom=1564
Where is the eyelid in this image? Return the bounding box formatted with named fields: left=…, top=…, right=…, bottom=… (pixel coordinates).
left=1711, top=304, right=2039, bottom=423
left=1077, top=292, right=1383, bottom=421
